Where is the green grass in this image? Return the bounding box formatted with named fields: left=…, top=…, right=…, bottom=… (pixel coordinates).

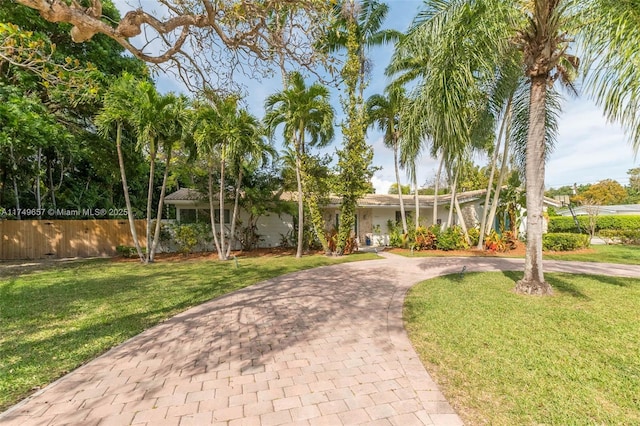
left=0, top=253, right=377, bottom=410
left=544, top=244, right=640, bottom=264
left=404, top=272, right=640, bottom=425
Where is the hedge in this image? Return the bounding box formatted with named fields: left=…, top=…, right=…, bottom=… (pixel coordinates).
left=548, top=215, right=640, bottom=233
left=599, top=229, right=640, bottom=245
left=542, top=233, right=591, bottom=251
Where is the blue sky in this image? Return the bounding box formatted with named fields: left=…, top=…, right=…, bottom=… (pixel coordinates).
left=115, top=0, right=638, bottom=193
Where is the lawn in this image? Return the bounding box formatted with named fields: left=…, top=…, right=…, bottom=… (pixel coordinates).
left=0, top=252, right=377, bottom=411
left=393, top=244, right=640, bottom=265
left=404, top=271, right=640, bottom=425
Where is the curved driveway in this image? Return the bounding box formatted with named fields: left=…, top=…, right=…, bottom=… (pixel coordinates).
left=2, top=253, right=639, bottom=426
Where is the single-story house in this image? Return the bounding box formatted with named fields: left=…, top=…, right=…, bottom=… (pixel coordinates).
left=556, top=204, right=640, bottom=216
left=164, top=188, right=560, bottom=249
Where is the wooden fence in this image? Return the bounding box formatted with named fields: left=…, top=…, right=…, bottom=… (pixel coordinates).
left=0, top=220, right=147, bottom=260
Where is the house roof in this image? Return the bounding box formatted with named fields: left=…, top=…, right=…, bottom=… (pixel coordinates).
left=164, top=188, right=488, bottom=208
left=557, top=204, right=640, bottom=216
left=165, top=188, right=205, bottom=201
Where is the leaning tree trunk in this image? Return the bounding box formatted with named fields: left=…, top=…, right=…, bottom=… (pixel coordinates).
left=432, top=153, right=444, bottom=227
left=393, top=142, right=407, bottom=234
left=516, top=76, right=552, bottom=295
left=478, top=96, right=512, bottom=249
left=150, top=148, right=172, bottom=262
left=445, top=168, right=458, bottom=229
left=115, top=123, right=145, bottom=262
left=144, top=147, right=156, bottom=263
left=485, top=101, right=514, bottom=238
left=225, top=168, right=243, bottom=259
left=208, top=165, right=222, bottom=256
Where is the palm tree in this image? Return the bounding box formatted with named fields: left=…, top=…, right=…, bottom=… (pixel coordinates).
left=96, top=73, right=145, bottom=263
left=366, top=86, right=408, bottom=234
left=389, top=0, right=640, bottom=295
left=193, top=95, right=257, bottom=261
left=265, top=71, right=335, bottom=257
left=224, top=110, right=273, bottom=259
left=148, top=93, right=190, bottom=261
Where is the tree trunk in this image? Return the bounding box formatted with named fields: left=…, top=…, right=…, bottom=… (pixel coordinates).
left=454, top=194, right=470, bottom=245
left=477, top=96, right=511, bottom=249
left=8, top=142, right=21, bottom=219
left=145, top=147, right=156, bottom=263
left=294, top=152, right=304, bottom=258
left=413, top=166, right=419, bottom=230
left=208, top=165, right=222, bottom=256
left=150, top=148, right=172, bottom=262
left=393, top=142, right=407, bottom=234
left=116, top=123, right=145, bottom=263
left=515, top=76, right=552, bottom=295
left=225, top=168, right=243, bottom=259
left=300, top=155, right=330, bottom=253
left=445, top=167, right=458, bottom=229
left=218, top=152, right=228, bottom=260
left=433, top=153, right=444, bottom=227
left=486, top=101, right=513, bottom=238
left=36, top=147, right=42, bottom=217
left=47, top=157, right=57, bottom=209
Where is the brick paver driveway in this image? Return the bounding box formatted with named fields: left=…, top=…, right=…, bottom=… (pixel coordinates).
left=2, top=253, right=638, bottom=425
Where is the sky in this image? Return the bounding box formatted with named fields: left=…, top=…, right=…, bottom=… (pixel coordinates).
left=114, top=0, right=639, bottom=194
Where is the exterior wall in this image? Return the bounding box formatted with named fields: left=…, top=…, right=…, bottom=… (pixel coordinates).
left=252, top=212, right=294, bottom=248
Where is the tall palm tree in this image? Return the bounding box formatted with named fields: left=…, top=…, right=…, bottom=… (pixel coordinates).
left=96, top=73, right=145, bottom=263
left=193, top=95, right=257, bottom=261
left=149, top=93, right=190, bottom=262
left=389, top=0, right=640, bottom=295
left=366, top=86, right=409, bottom=234
left=265, top=71, right=335, bottom=257
left=225, top=110, right=273, bottom=259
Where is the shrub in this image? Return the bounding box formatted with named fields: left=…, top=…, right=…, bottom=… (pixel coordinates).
left=173, top=224, right=199, bottom=255
left=548, top=215, right=640, bottom=233
left=412, top=225, right=438, bottom=251
left=467, top=227, right=480, bottom=247
left=484, top=230, right=518, bottom=253
left=436, top=226, right=467, bottom=251
left=599, top=229, right=640, bottom=245
left=542, top=233, right=590, bottom=251
left=116, top=245, right=137, bottom=258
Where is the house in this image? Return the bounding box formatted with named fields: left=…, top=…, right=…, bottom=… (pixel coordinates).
left=556, top=204, right=640, bottom=216
left=164, top=188, right=491, bottom=249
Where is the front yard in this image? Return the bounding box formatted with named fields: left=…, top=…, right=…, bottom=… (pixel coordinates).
left=0, top=252, right=377, bottom=411
left=405, top=271, right=640, bottom=425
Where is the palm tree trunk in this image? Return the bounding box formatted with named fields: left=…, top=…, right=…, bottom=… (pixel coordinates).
left=516, top=76, right=552, bottom=295
left=145, top=148, right=156, bottom=263
left=413, top=165, right=419, bottom=230
left=295, top=153, right=304, bottom=258
left=433, top=153, right=444, bottom=227
left=150, top=148, right=172, bottom=262
left=446, top=167, right=458, bottom=229
left=219, top=153, right=227, bottom=260
left=486, top=120, right=512, bottom=237
left=477, top=96, right=511, bottom=249
left=116, top=123, right=144, bottom=262
left=225, top=168, right=243, bottom=259
left=393, top=142, right=407, bottom=234
left=208, top=165, right=222, bottom=255
left=454, top=194, right=470, bottom=245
